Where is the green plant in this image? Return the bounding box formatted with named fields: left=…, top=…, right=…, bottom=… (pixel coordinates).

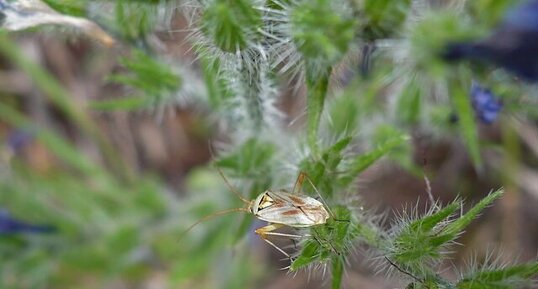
left=2, top=0, right=538, bottom=289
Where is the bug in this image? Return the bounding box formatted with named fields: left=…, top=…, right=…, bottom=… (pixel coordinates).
left=183, top=169, right=331, bottom=260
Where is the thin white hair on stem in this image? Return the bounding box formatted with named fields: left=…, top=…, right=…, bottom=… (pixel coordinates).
left=423, top=174, right=435, bottom=206
left=182, top=0, right=283, bottom=131
left=459, top=245, right=516, bottom=279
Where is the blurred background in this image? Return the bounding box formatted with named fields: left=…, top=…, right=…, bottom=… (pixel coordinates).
left=2, top=0, right=538, bottom=288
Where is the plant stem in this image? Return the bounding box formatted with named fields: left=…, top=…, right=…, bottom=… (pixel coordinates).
left=306, top=68, right=331, bottom=156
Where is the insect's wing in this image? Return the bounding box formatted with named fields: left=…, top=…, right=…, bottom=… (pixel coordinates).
left=257, top=191, right=328, bottom=227
left=267, top=191, right=322, bottom=208
left=255, top=204, right=317, bottom=227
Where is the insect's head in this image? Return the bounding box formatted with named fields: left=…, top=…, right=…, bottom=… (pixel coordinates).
left=250, top=191, right=274, bottom=214
left=246, top=198, right=256, bottom=213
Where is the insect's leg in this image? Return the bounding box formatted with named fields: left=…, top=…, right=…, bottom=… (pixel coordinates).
left=262, top=231, right=306, bottom=239
left=255, top=224, right=291, bottom=258
left=255, top=223, right=310, bottom=264
left=262, top=238, right=291, bottom=259
left=257, top=223, right=312, bottom=239
left=255, top=223, right=308, bottom=239
left=292, top=172, right=306, bottom=195
left=291, top=238, right=298, bottom=249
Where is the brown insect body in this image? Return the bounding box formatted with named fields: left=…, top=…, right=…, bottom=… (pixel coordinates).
left=250, top=190, right=330, bottom=227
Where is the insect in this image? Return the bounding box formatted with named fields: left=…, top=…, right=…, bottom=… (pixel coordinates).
left=183, top=170, right=331, bottom=260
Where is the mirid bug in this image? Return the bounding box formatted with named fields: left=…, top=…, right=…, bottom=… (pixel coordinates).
left=182, top=170, right=331, bottom=260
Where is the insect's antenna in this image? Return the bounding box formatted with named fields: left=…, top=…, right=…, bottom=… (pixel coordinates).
left=207, top=140, right=250, bottom=205
left=180, top=207, right=250, bottom=238
left=216, top=167, right=251, bottom=205
left=303, top=174, right=336, bottom=219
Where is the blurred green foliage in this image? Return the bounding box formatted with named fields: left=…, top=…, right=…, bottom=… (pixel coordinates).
left=2, top=0, right=538, bottom=289
left=92, top=49, right=182, bottom=111
left=202, top=0, right=263, bottom=53
left=359, top=0, right=412, bottom=40
left=42, top=0, right=86, bottom=17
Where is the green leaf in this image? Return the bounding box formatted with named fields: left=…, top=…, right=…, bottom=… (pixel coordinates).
left=392, top=202, right=460, bottom=266
left=328, top=90, right=361, bottom=137
left=452, top=82, right=482, bottom=167
left=306, top=71, right=331, bottom=155
left=340, top=132, right=408, bottom=186
left=88, top=96, right=149, bottom=111
left=291, top=206, right=355, bottom=272
left=332, top=256, right=344, bottom=289
left=109, top=49, right=182, bottom=102
left=374, top=125, right=417, bottom=173
left=356, top=221, right=381, bottom=247
left=202, top=0, right=262, bottom=52
left=291, top=0, right=356, bottom=68
left=200, top=56, right=233, bottom=108
left=392, top=191, right=503, bottom=270
left=300, top=137, right=352, bottom=198
left=330, top=206, right=353, bottom=246
left=329, top=137, right=353, bottom=154
left=216, top=138, right=275, bottom=178
left=408, top=203, right=460, bottom=233
left=362, top=0, right=412, bottom=40
left=215, top=138, right=275, bottom=202
left=442, top=190, right=503, bottom=237
left=322, top=206, right=354, bottom=249
left=115, top=1, right=157, bottom=40
left=290, top=240, right=319, bottom=271
left=457, top=262, right=538, bottom=289
left=42, top=0, right=87, bottom=17
left=289, top=0, right=357, bottom=144
left=397, top=78, right=422, bottom=125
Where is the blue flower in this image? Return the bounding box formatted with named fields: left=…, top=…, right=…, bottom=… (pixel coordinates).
left=470, top=82, right=502, bottom=124
left=0, top=209, right=56, bottom=235
left=6, top=130, right=33, bottom=154
left=504, top=0, right=538, bottom=32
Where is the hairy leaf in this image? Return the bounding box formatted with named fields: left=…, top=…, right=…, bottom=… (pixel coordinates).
left=452, top=82, right=482, bottom=167
left=442, top=190, right=503, bottom=237
left=457, top=262, right=538, bottom=289
left=340, top=132, right=408, bottom=186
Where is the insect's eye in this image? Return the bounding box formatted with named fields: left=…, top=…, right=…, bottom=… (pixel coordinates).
left=258, top=194, right=274, bottom=210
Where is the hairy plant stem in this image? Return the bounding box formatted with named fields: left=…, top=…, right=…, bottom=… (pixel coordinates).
left=240, top=52, right=265, bottom=130
left=306, top=68, right=331, bottom=156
